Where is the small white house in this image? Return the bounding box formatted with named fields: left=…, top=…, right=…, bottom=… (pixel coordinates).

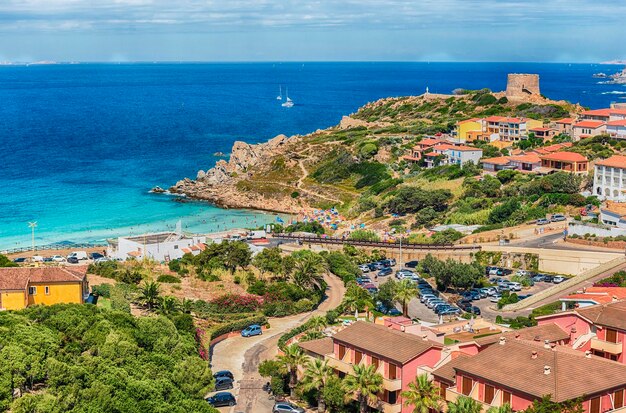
left=445, top=146, right=483, bottom=166
left=107, top=225, right=207, bottom=262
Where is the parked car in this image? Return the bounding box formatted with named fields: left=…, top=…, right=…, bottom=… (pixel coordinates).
left=67, top=251, right=88, bottom=261
left=213, top=370, right=234, bottom=380
left=373, top=262, right=385, bottom=270
left=378, top=267, right=393, bottom=277
left=420, top=294, right=436, bottom=303
left=553, top=276, right=566, bottom=284
left=489, top=294, right=502, bottom=303
left=367, top=263, right=378, bottom=271
left=89, top=252, right=105, bottom=260
left=518, top=294, right=533, bottom=300
left=273, top=402, right=305, bottom=413
left=440, top=307, right=461, bottom=316
left=94, top=257, right=111, bottom=263
left=67, top=256, right=79, bottom=264
left=32, top=255, right=44, bottom=262
left=241, top=324, right=262, bottom=337
left=532, top=274, right=545, bottom=282
left=206, top=392, right=236, bottom=407
left=358, top=264, right=370, bottom=273
left=405, top=260, right=419, bottom=268
left=516, top=270, right=529, bottom=277
left=543, top=275, right=554, bottom=283
left=50, top=255, right=65, bottom=262
left=551, top=214, right=567, bottom=222
left=12, top=257, right=27, bottom=263
left=508, top=282, right=522, bottom=291
left=536, top=218, right=550, bottom=225
left=485, top=287, right=498, bottom=296
left=43, top=257, right=54, bottom=262
left=382, top=258, right=397, bottom=267
left=215, top=377, right=234, bottom=391
left=366, top=287, right=379, bottom=294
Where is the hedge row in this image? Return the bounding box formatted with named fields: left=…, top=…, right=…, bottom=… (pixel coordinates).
left=209, top=314, right=268, bottom=341
left=278, top=318, right=316, bottom=350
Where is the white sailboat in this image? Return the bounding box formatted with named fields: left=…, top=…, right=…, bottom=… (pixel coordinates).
left=281, top=87, right=294, bottom=107
left=276, top=85, right=282, bottom=100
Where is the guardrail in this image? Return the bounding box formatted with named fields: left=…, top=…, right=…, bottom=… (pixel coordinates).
left=1, top=243, right=107, bottom=255
left=502, top=256, right=626, bottom=312
left=272, top=234, right=481, bottom=251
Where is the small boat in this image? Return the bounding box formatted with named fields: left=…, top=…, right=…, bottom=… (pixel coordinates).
left=281, top=87, right=294, bottom=107
left=276, top=85, right=282, bottom=100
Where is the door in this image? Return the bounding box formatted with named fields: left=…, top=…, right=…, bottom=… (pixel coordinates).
left=606, top=328, right=618, bottom=343
left=590, top=397, right=600, bottom=413
left=388, top=363, right=398, bottom=380
left=615, top=390, right=624, bottom=409
left=502, top=390, right=511, bottom=406
left=462, top=377, right=473, bottom=396
left=484, top=384, right=495, bottom=404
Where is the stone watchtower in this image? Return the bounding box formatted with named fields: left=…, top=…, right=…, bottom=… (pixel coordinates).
left=505, top=73, right=540, bottom=98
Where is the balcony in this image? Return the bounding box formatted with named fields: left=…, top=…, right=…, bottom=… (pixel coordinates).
left=326, top=354, right=352, bottom=374
left=446, top=388, right=491, bottom=413
left=374, top=401, right=402, bottom=413
left=383, top=376, right=402, bottom=392
left=590, top=338, right=623, bottom=355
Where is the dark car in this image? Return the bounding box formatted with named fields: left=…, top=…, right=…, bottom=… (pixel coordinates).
left=469, top=306, right=481, bottom=315
left=206, top=392, right=236, bottom=407
left=213, top=370, right=234, bottom=380
left=67, top=256, right=79, bottom=264
left=273, top=402, right=305, bottom=413
left=215, top=377, right=234, bottom=391
left=89, top=252, right=105, bottom=260
left=378, top=267, right=392, bottom=277
left=405, top=260, right=419, bottom=268
left=12, top=257, right=27, bottom=263
left=543, top=275, right=554, bottom=283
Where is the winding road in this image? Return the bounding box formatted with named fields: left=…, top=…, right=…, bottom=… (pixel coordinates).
left=210, top=272, right=346, bottom=413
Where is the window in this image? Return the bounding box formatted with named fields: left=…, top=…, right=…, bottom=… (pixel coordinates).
left=354, top=350, right=363, bottom=364
left=174, top=245, right=179, bottom=249
left=606, top=328, right=618, bottom=343
left=484, top=384, right=495, bottom=404
left=615, top=390, right=624, bottom=409
left=502, top=390, right=512, bottom=405
left=590, top=397, right=600, bottom=413
left=338, top=344, right=346, bottom=360
left=388, top=363, right=398, bottom=380
left=45, top=286, right=50, bottom=295
left=388, top=390, right=398, bottom=405
left=462, top=376, right=473, bottom=396
left=371, top=356, right=380, bottom=371
left=28, top=286, right=37, bottom=295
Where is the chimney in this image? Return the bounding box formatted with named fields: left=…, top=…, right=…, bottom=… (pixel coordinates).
left=531, top=350, right=538, bottom=359
left=422, top=335, right=428, bottom=341
left=585, top=350, right=592, bottom=359
left=544, top=365, right=551, bottom=375
left=544, top=340, right=551, bottom=349
left=499, top=336, right=506, bottom=345
left=551, top=343, right=557, bottom=351
left=515, top=333, right=521, bottom=340
left=613, top=296, right=619, bottom=302
left=570, top=327, right=577, bottom=334
left=534, top=335, right=540, bottom=342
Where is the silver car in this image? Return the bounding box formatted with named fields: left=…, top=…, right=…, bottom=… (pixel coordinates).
left=273, top=402, right=305, bottom=413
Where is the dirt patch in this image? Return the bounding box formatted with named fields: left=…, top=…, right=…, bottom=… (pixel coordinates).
left=162, top=275, right=247, bottom=302
left=567, top=237, right=626, bottom=250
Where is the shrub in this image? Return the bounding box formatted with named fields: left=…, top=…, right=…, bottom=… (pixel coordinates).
left=211, top=294, right=263, bottom=313
left=91, top=284, right=111, bottom=298
left=209, top=315, right=268, bottom=340
left=157, top=274, right=182, bottom=283
left=348, top=230, right=380, bottom=242
left=290, top=191, right=300, bottom=198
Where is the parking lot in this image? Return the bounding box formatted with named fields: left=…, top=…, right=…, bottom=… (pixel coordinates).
left=357, top=261, right=568, bottom=323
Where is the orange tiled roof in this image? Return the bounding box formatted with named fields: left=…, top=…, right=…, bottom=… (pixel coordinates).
left=451, top=145, right=482, bottom=152
left=482, top=156, right=511, bottom=165
left=484, top=116, right=507, bottom=122
left=610, top=109, right=626, bottom=116
left=555, top=118, right=574, bottom=124
left=418, top=138, right=444, bottom=146
left=607, top=120, right=626, bottom=127
left=540, top=151, right=588, bottom=163
left=595, top=155, right=626, bottom=169
left=529, top=127, right=554, bottom=132
left=574, top=120, right=605, bottom=129
left=0, top=266, right=87, bottom=291
left=510, top=153, right=541, bottom=164
left=458, top=118, right=481, bottom=124
left=581, top=108, right=612, bottom=117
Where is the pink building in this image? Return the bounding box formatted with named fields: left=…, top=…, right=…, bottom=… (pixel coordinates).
left=433, top=338, right=626, bottom=413
left=537, top=300, right=626, bottom=364
left=300, top=321, right=443, bottom=413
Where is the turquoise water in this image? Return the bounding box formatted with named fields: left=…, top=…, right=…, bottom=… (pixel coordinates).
left=0, top=62, right=623, bottom=250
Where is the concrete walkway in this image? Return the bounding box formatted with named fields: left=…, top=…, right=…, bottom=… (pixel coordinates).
left=210, top=272, right=346, bottom=413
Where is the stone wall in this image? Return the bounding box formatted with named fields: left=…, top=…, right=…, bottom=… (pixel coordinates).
left=505, top=73, right=540, bottom=98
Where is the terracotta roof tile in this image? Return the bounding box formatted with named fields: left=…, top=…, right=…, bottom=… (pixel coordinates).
left=573, top=120, right=605, bottom=128
left=474, top=323, right=569, bottom=346
left=452, top=339, right=626, bottom=402
left=582, top=109, right=612, bottom=117
left=555, top=118, right=574, bottom=124
left=432, top=353, right=471, bottom=383
left=0, top=266, right=87, bottom=291
left=298, top=337, right=334, bottom=356
left=540, top=151, right=588, bottom=162
left=481, top=156, right=511, bottom=165
left=607, top=120, right=626, bottom=127
left=576, top=300, right=626, bottom=330
left=332, top=321, right=441, bottom=364
left=595, top=155, right=626, bottom=169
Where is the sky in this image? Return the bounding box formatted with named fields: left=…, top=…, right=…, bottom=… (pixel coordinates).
left=0, top=0, right=625, bottom=62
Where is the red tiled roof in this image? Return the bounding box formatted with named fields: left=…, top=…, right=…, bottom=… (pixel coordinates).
left=540, top=151, right=588, bottom=162
left=484, top=116, right=507, bottom=122
left=581, top=109, right=612, bottom=117
left=575, top=300, right=626, bottom=331
left=595, top=155, right=626, bottom=169
left=298, top=337, right=334, bottom=357
left=607, top=120, right=626, bottom=127
left=481, top=156, right=511, bottom=165
left=573, top=120, right=605, bottom=129
left=433, top=143, right=455, bottom=151
left=450, top=145, right=482, bottom=152
left=555, top=118, right=574, bottom=124
left=458, top=118, right=481, bottom=124
left=419, top=138, right=445, bottom=146
left=510, top=153, right=541, bottom=164
left=0, top=266, right=87, bottom=291
left=610, top=109, right=626, bottom=115
left=529, top=127, right=554, bottom=132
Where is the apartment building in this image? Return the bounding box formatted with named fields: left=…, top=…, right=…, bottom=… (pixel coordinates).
left=594, top=155, right=626, bottom=202
left=433, top=338, right=626, bottom=413
left=573, top=120, right=607, bottom=141
left=554, top=118, right=574, bottom=135
left=607, top=120, right=626, bottom=140
left=299, top=321, right=443, bottom=413
left=539, top=151, right=589, bottom=173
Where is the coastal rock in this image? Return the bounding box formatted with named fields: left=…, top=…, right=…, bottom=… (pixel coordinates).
left=196, top=170, right=206, bottom=180
left=150, top=186, right=166, bottom=193
left=339, top=116, right=368, bottom=130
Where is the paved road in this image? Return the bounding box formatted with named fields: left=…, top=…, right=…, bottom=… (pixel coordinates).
left=210, top=272, right=346, bottom=413
left=510, top=232, right=622, bottom=252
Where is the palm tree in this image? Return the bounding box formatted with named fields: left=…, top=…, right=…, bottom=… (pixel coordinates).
left=342, top=282, right=373, bottom=316
left=487, top=404, right=512, bottom=413
left=139, top=281, right=161, bottom=310
left=308, top=315, right=328, bottom=332
left=401, top=374, right=441, bottom=413
left=394, top=279, right=419, bottom=317
left=447, top=395, right=482, bottom=413
left=180, top=298, right=193, bottom=314
left=302, top=359, right=332, bottom=412
left=291, top=254, right=327, bottom=290
left=158, top=295, right=179, bottom=315
left=278, top=344, right=307, bottom=397
left=343, top=364, right=384, bottom=413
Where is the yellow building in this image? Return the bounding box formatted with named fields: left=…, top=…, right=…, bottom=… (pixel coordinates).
left=456, top=118, right=483, bottom=142
left=0, top=266, right=88, bottom=311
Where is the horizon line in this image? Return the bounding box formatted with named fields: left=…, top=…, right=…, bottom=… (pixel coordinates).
left=1, top=60, right=625, bottom=65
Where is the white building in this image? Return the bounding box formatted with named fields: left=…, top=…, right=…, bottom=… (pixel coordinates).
left=607, top=120, right=626, bottom=140
left=600, top=203, right=626, bottom=230
left=593, top=155, right=626, bottom=202
left=107, top=223, right=207, bottom=262
left=445, top=146, right=483, bottom=166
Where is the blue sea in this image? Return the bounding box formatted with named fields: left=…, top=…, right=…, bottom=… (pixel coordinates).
left=1, top=62, right=624, bottom=250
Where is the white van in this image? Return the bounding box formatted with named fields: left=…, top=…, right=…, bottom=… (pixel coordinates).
left=67, top=251, right=88, bottom=261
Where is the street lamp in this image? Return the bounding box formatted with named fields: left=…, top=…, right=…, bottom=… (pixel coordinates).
left=28, top=222, right=37, bottom=254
